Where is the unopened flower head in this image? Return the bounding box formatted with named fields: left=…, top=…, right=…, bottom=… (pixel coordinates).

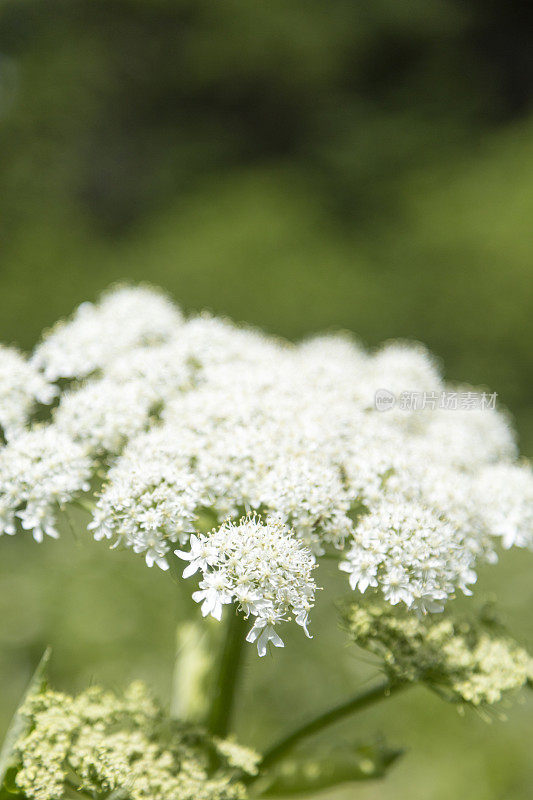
left=344, top=602, right=533, bottom=707
left=14, top=681, right=255, bottom=800
left=176, top=516, right=317, bottom=656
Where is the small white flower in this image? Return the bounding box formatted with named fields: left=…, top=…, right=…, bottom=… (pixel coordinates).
left=294, top=609, right=313, bottom=639
left=192, top=572, right=233, bottom=620
left=133, top=534, right=170, bottom=570
left=17, top=505, right=60, bottom=543
left=339, top=552, right=379, bottom=593
left=414, top=591, right=447, bottom=615
left=383, top=567, right=414, bottom=607
left=175, top=533, right=219, bottom=579
left=246, top=618, right=285, bottom=657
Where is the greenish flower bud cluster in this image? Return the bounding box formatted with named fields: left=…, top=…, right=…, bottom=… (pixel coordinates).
left=344, top=603, right=532, bottom=706
left=13, top=681, right=258, bottom=800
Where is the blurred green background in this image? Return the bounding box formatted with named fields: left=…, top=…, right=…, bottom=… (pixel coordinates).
left=0, top=1, right=532, bottom=798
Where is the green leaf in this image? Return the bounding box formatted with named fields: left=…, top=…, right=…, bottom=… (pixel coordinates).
left=256, top=741, right=404, bottom=797
left=0, top=649, right=51, bottom=788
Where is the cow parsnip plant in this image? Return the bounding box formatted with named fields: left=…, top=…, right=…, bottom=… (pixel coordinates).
left=0, top=285, right=532, bottom=799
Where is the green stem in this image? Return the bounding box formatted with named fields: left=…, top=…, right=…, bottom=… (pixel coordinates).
left=257, top=677, right=407, bottom=774
left=206, top=610, right=249, bottom=737
left=171, top=619, right=213, bottom=722
left=71, top=498, right=95, bottom=514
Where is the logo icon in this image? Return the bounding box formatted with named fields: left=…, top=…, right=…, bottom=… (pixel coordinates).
left=374, top=389, right=395, bottom=412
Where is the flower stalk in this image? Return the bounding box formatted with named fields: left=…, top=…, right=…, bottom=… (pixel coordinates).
left=207, top=609, right=249, bottom=737
left=256, top=677, right=407, bottom=775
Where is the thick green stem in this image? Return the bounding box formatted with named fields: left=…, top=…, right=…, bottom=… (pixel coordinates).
left=206, top=610, right=249, bottom=737
left=257, top=677, right=407, bottom=774
left=171, top=620, right=213, bottom=722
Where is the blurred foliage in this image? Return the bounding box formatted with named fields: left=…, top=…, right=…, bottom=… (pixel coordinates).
left=0, top=1, right=532, bottom=799
left=257, top=740, right=404, bottom=796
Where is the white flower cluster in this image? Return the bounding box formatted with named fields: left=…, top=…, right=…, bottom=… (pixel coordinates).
left=176, top=516, right=316, bottom=655
left=0, top=345, right=55, bottom=439
left=0, top=427, right=92, bottom=541
left=31, top=285, right=182, bottom=380
left=1, top=285, right=532, bottom=645
left=159, top=379, right=354, bottom=551
left=88, top=428, right=205, bottom=568
left=339, top=500, right=477, bottom=615
left=474, top=462, right=533, bottom=549
left=53, top=378, right=155, bottom=454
